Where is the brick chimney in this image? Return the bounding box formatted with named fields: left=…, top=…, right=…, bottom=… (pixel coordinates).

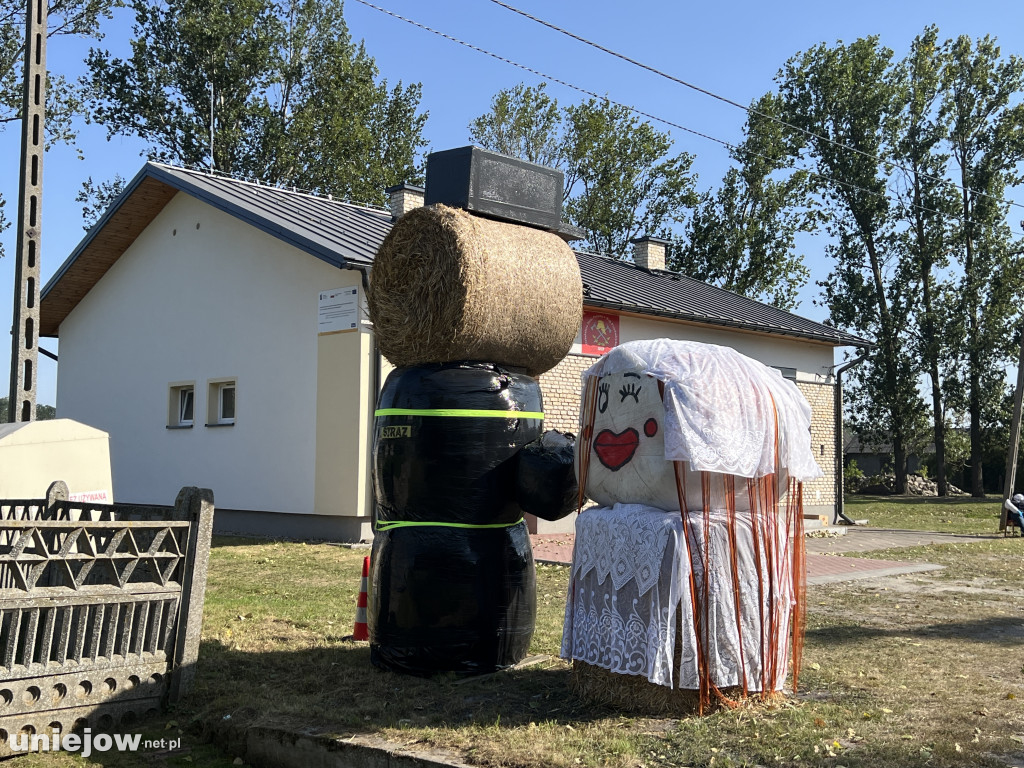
left=385, top=183, right=425, bottom=221
left=631, top=236, right=670, bottom=271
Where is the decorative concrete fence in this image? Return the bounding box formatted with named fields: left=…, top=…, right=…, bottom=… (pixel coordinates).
left=0, top=481, right=213, bottom=752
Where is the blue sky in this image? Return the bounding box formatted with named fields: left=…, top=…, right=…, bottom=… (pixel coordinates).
left=2, top=0, right=1023, bottom=405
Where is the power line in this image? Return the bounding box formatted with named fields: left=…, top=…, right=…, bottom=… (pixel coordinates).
left=487, top=1, right=762, bottom=124
left=350, top=0, right=1024, bottom=238
left=349, top=0, right=729, bottom=150
left=488, top=0, right=1024, bottom=215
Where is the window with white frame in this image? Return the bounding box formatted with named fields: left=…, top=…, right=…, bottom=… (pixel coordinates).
left=207, top=379, right=236, bottom=426
left=168, top=383, right=195, bottom=428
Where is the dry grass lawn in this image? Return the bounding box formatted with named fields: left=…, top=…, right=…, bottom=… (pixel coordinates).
left=17, top=496, right=1024, bottom=768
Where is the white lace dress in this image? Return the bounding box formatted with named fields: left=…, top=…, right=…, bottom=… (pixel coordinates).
left=561, top=503, right=794, bottom=692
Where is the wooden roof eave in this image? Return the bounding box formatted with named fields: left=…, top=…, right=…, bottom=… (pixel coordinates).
left=39, top=169, right=178, bottom=337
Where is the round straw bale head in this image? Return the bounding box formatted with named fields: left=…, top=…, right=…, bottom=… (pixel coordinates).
left=368, top=204, right=583, bottom=376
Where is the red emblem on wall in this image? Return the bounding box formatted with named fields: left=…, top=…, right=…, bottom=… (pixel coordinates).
left=582, top=311, right=620, bottom=355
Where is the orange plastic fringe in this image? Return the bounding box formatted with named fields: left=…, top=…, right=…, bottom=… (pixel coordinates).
left=789, top=478, right=807, bottom=692
left=747, top=475, right=768, bottom=694
left=576, top=375, right=599, bottom=516
left=765, top=395, right=784, bottom=697
left=724, top=474, right=749, bottom=697
left=673, top=460, right=708, bottom=712
left=668, top=397, right=806, bottom=712
left=570, top=375, right=601, bottom=623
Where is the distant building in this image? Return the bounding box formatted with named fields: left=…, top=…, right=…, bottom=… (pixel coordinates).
left=843, top=433, right=933, bottom=477
left=41, top=163, right=869, bottom=541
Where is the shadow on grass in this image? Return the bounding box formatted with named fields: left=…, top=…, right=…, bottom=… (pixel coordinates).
left=182, top=638, right=613, bottom=740
left=845, top=495, right=997, bottom=507
left=806, top=615, right=1024, bottom=646
left=208, top=535, right=340, bottom=548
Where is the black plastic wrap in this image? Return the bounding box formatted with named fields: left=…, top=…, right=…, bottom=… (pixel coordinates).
left=368, top=521, right=537, bottom=676
left=516, top=430, right=579, bottom=521
left=374, top=362, right=544, bottom=526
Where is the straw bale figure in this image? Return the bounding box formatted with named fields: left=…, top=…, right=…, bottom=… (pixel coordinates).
left=563, top=339, right=822, bottom=714
left=366, top=204, right=583, bottom=676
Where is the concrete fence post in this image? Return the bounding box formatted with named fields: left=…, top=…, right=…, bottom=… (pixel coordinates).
left=169, top=486, right=215, bottom=702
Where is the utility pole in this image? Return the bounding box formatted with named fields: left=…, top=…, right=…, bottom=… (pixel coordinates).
left=1000, top=332, right=1024, bottom=530
left=7, top=0, right=47, bottom=423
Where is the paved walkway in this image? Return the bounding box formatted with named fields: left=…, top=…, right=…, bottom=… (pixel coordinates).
left=804, top=527, right=991, bottom=553
left=530, top=526, right=999, bottom=585
left=803, top=527, right=1001, bottom=583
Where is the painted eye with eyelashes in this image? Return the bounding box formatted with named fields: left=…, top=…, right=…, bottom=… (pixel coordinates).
left=619, top=382, right=641, bottom=403
left=597, top=382, right=610, bottom=413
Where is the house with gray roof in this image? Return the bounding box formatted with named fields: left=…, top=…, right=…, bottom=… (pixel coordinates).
left=40, top=162, right=869, bottom=541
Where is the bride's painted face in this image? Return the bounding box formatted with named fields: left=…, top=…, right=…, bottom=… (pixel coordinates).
left=577, top=369, right=682, bottom=512
left=577, top=368, right=765, bottom=514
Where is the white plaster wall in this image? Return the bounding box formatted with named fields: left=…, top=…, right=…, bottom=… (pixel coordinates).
left=56, top=193, right=360, bottom=513
left=571, top=312, right=837, bottom=382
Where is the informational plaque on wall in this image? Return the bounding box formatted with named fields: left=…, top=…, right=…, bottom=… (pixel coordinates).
left=318, top=286, right=360, bottom=335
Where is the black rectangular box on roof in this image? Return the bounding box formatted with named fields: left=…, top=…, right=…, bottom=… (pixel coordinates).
left=425, top=146, right=563, bottom=231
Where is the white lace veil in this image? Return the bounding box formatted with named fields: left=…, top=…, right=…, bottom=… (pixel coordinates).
left=582, top=339, right=823, bottom=481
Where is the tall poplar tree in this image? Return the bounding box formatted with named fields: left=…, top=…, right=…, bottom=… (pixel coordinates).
left=941, top=34, right=1024, bottom=496
left=561, top=99, right=697, bottom=257
left=468, top=81, right=562, bottom=169
left=889, top=27, right=958, bottom=495
left=777, top=37, right=923, bottom=493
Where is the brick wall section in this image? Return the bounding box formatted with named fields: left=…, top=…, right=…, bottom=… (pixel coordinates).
left=796, top=380, right=836, bottom=509
left=539, top=356, right=838, bottom=511
left=537, top=353, right=594, bottom=435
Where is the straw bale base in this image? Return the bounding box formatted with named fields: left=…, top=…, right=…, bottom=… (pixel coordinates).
left=571, top=662, right=786, bottom=717
left=570, top=661, right=704, bottom=716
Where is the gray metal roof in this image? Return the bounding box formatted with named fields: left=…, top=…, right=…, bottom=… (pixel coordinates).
left=42, top=162, right=871, bottom=348
left=144, top=163, right=392, bottom=267
left=577, top=251, right=870, bottom=347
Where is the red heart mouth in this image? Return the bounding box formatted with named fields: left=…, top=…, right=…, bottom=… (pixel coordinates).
left=594, top=428, right=639, bottom=471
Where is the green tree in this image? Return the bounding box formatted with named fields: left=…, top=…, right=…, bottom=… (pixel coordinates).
left=469, top=85, right=697, bottom=258
left=777, top=36, right=923, bottom=494
left=83, top=0, right=427, bottom=205
left=76, top=174, right=127, bottom=230
left=468, top=81, right=562, bottom=168
left=940, top=34, right=1024, bottom=496
left=673, top=93, right=812, bottom=310
left=0, top=397, right=55, bottom=423
left=889, top=26, right=959, bottom=496
left=1, top=0, right=115, bottom=140
left=562, top=99, right=697, bottom=257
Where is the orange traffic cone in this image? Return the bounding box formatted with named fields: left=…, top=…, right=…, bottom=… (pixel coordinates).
left=353, top=555, right=369, bottom=641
